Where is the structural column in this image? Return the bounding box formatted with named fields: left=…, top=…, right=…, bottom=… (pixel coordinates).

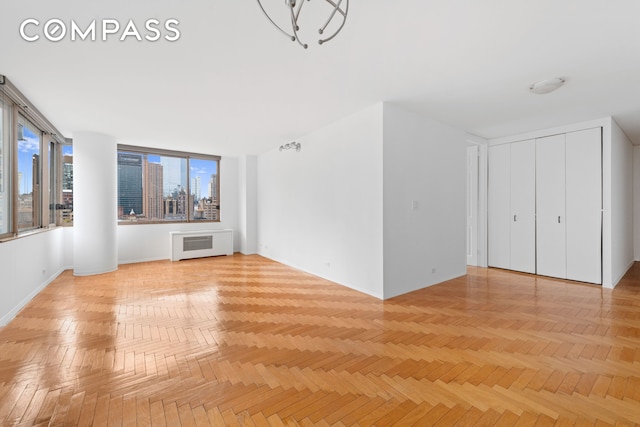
left=238, top=155, right=258, bottom=254
left=73, top=132, right=118, bottom=275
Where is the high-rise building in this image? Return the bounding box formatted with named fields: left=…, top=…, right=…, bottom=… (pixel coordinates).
left=160, top=157, right=187, bottom=196
left=191, top=175, right=201, bottom=200
left=62, top=155, right=73, bottom=191
left=143, top=157, right=164, bottom=220
left=117, top=153, right=143, bottom=217
left=164, top=188, right=189, bottom=220
left=61, top=155, right=73, bottom=224
left=203, top=199, right=219, bottom=221
left=208, top=174, right=218, bottom=202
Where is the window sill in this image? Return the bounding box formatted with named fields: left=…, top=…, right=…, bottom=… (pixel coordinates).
left=0, top=226, right=60, bottom=243
left=118, top=220, right=221, bottom=226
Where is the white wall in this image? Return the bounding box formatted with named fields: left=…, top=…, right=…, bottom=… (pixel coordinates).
left=0, top=228, right=66, bottom=325
left=238, top=155, right=258, bottom=255
left=63, top=226, right=74, bottom=268
left=634, top=146, right=640, bottom=261
left=257, top=104, right=385, bottom=298
left=117, top=156, right=240, bottom=264
left=382, top=104, right=468, bottom=298
left=609, top=119, right=634, bottom=285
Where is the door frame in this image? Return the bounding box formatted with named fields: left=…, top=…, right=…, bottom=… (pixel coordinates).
left=466, top=134, right=488, bottom=268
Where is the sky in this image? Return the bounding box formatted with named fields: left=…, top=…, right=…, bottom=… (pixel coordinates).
left=18, top=123, right=40, bottom=195
left=18, top=127, right=74, bottom=195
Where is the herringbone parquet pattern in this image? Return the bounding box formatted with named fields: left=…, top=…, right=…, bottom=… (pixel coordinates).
left=1, top=255, right=640, bottom=426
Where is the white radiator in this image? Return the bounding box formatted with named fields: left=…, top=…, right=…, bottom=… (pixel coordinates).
left=170, top=230, right=233, bottom=261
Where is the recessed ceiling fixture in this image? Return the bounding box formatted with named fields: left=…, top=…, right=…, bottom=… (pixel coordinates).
left=529, top=77, right=566, bottom=94
left=256, top=0, right=349, bottom=49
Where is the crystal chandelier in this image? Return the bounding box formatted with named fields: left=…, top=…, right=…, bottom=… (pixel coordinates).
left=256, top=0, right=349, bottom=49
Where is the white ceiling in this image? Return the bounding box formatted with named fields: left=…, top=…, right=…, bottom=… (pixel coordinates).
left=2, top=0, right=640, bottom=156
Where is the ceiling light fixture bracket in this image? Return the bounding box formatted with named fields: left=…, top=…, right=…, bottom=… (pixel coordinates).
left=279, top=141, right=301, bottom=152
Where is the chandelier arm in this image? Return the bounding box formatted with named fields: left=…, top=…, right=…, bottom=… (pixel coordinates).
left=319, top=0, right=344, bottom=34
left=321, top=0, right=347, bottom=17
left=289, top=1, right=308, bottom=48
left=319, top=0, right=348, bottom=44
left=256, top=0, right=296, bottom=41
left=294, top=0, right=307, bottom=23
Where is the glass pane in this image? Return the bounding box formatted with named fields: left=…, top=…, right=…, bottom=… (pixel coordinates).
left=118, top=151, right=187, bottom=222
left=190, top=158, right=219, bottom=221
left=17, top=116, right=42, bottom=231
left=61, top=145, right=73, bottom=225
left=0, top=97, right=10, bottom=235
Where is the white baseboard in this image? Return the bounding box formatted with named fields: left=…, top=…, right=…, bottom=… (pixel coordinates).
left=611, top=259, right=635, bottom=289
left=118, top=257, right=169, bottom=265
left=383, top=269, right=467, bottom=299
left=0, top=267, right=66, bottom=326
left=257, top=253, right=384, bottom=300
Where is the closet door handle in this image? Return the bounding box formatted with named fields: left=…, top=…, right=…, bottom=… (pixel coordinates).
left=514, top=215, right=517, bottom=222
left=558, top=216, right=561, bottom=223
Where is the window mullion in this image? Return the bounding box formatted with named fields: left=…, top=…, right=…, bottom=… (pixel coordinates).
left=186, top=157, right=191, bottom=222
left=41, top=133, right=50, bottom=228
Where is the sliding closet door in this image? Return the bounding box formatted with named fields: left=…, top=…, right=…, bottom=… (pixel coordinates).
left=566, top=128, right=602, bottom=283
left=536, top=134, right=566, bottom=279
left=488, top=144, right=510, bottom=269
left=510, top=140, right=535, bottom=273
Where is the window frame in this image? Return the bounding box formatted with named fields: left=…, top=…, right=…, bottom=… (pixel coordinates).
left=0, top=75, right=68, bottom=241
left=117, top=144, right=221, bottom=225
left=0, top=89, right=12, bottom=239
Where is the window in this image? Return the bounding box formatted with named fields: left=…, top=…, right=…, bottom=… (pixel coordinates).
left=117, top=145, right=220, bottom=223
left=0, top=75, right=68, bottom=240
left=190, top=158, right=220, bottom=221
left=17, top=116, right=42, bottom=231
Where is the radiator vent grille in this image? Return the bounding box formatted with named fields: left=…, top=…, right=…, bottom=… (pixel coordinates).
left=183, top=236, right=213, bottom=252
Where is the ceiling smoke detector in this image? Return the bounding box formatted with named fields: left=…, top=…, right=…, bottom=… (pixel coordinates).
left=529, top=77, right=566, bottom=94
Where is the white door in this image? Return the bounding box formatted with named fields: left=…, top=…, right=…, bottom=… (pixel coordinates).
left=466, top=145, right=479, bottom=266
left=536, top=134, right=567, bottom=279
left=488, top=144, right=510, bottom=269
left=566, top=128, right=602, bottom=283
left=510, top=139, right=536, bottom=273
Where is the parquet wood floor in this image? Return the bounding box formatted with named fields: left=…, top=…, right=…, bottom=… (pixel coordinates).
left=1, top=255, right=640, bottom=426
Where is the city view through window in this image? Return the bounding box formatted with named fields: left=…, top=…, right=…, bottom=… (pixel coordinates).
left=60, top=145, right=74, bottom=225
left=118, top=151, right=219, bottom=222
left=17, top=117, right=41, bottom=231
